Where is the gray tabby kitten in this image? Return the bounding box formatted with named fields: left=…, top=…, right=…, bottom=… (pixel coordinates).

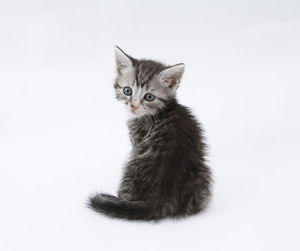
left=89, top=47, right=212, bottom=221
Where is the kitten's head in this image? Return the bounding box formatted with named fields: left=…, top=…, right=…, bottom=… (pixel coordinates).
left=114, top=47, right=185, bottom=117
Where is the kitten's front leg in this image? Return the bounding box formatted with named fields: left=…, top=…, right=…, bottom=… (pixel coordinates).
left=117, top=191, right=132, bottom=200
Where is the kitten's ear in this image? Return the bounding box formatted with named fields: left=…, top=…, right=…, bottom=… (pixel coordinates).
left=115, top=46, right=134, bottom=74
left=159, top=63, right=185, bottom=89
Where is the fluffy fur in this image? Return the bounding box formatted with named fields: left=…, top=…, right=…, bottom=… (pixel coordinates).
left=88, top=47, right=212, bottom=221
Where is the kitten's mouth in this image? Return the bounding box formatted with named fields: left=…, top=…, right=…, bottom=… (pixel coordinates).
left=131, top=107, right=138, bottom=114
left=130, top=108, right=144, bottom=116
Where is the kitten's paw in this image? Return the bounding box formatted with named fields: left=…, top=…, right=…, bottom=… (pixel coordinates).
left=118, top=191, right=132, bottom=200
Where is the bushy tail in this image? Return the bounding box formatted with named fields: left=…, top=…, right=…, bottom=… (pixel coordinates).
left=88, top=193, right=154, bottom=221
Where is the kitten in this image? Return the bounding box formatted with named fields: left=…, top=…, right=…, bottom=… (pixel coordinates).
left=88, top=47, right=212, bottom=221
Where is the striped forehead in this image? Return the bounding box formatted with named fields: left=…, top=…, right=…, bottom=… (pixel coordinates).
left=132, top=84, right=144, bottom=100
left=135, top=60, right=165, bottom=87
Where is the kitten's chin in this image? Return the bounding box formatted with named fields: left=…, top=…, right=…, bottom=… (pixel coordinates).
left=128, top=111, right=146, bottom=118
left=125, top=107, right=148, bottom=119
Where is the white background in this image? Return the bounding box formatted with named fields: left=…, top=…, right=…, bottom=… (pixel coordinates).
left=1, top=0, right=300, bottom=250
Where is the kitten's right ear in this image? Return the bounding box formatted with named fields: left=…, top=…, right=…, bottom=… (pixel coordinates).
left=115, top=46, right=133, bottom=74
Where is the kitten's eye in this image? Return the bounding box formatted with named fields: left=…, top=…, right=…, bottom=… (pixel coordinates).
left=123, top=87, right=132, bottom=96
left=144, top=93, right=155, bottom=102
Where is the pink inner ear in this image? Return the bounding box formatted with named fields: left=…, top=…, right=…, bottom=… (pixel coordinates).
left=117, top=63, right=127, bottom=74
left=168, top=75, right=178, bottom=88
left=160, top=64, right=184, bottom=89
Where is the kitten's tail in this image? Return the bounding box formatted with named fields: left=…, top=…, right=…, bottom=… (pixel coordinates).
left=88, top=193, right=154, bottom=221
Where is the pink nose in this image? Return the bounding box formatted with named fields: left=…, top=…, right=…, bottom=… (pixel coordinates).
left=130, top=104, right=138, bottom=112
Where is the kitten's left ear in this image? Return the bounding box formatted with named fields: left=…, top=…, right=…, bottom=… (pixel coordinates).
left=159, top=63, right=185, bottom=89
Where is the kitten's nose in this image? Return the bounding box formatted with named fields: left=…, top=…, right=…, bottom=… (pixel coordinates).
left=130, top=104, right=139, bottom=111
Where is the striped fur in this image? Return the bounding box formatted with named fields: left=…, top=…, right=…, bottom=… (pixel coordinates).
left=89, top=48, right=212, bottom=221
